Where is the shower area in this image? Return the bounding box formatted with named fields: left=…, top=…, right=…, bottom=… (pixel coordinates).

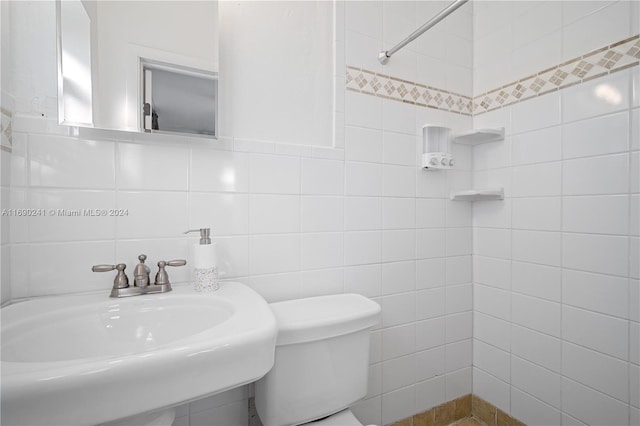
left=344, top=1, right=639, bottom=425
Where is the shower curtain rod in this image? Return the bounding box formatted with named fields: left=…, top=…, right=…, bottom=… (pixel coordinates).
left=378, top=0, right=469, bottom=65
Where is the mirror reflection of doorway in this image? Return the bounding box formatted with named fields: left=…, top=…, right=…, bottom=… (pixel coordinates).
left=142, top=62, right=218, bottom=137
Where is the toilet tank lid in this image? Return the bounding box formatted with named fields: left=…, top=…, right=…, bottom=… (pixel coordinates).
left=270, top=294, right=381, bottom=346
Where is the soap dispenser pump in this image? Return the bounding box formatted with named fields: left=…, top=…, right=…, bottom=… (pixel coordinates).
left=184, top=228, right=219, bottom=292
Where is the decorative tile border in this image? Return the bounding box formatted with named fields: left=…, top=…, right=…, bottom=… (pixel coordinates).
left=346, top=66, right=474, bottom=116
left=346, top=34, right=639, bottom=117
left=473, top=34, right=639, bottom=114
left=1, top=106, right=12, bottom=149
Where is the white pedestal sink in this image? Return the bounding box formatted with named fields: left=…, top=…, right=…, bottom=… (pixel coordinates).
left=1, top=282, right=277, bottom=426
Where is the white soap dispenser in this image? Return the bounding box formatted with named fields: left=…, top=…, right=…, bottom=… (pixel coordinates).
left=184, top=228, right=219, bottom=292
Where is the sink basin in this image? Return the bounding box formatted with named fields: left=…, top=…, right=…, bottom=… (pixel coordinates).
left=1, top=282, right=277, bottom=426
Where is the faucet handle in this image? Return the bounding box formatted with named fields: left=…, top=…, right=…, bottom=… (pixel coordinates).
left=92, top=263, right=129, bottom=289
left=154, top=259, right=186, bottom=286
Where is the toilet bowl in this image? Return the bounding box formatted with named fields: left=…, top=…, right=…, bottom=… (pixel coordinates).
left=254, top=293, right=381, bottom=426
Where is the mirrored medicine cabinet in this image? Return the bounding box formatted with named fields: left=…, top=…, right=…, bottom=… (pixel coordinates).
left=56, top=0, right=219, bottom=138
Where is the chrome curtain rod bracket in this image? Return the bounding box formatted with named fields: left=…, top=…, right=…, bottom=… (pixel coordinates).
left=378, top=0, right=469, bottom=65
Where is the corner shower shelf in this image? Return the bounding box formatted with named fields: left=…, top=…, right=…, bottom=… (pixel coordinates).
left=450, top=188, right=504, bottom=201
left=453, top=128, right=505, bottom=145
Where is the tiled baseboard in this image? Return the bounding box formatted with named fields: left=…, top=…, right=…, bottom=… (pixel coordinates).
left=389, top=395, right=526, bottom=426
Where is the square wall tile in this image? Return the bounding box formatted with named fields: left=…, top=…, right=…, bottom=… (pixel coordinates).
left=511, top=387, right=561, bottom=426
left=511, top=92, right=561, bottom=134
left=383, top=292, right=416, bottom=328
left=563, top=195, right=629, bottom=235
left=416, top=318, right=445, bottom=352
left=416, top=198, right=446, bottom=229
left=299, top=268, right=344, bottom=298
left=29, top=241, right=115, bottom=296
left=511, top=126, right=562, bottom=166
left=445, top=339, right=472, bottom=372
left=446, top=228, right=472, bottom=257
left=512, top=230, right=562, bottom=267
left=190, top=150, right=249, bottom=192
left=382, top=354, right=416, bottom=393
left=118, top=143, right=188, bottom=190
left=474, top=283, right=510, bottom=320
left=415, top=288, right=445, bottom=321
left=563, top=269, right=628, bottom=318
left=28, top=189, right=116, bottom=242
left=346, top=162, right=382, bottom=196
left=562, top=67, right=631, bottom=123
left=416, top=258, right=446, bottom=290
left=301, top=196, right=343, bottom=232
left=301, top=158, right=344, bottom=195
left=382, top=165, right=415, bottom=198
left=474, top=256, right=510, bottom=290
left=446, top=311, right=472, bottom=343
left=562, top=378, right=629, bottom=426
left=512, top=197, right=561, bottom=232
left=512, top=293, right=561, bottom=337
left=563, top=112, right=629, bottom=160
left=345, top=196, right=381, bottom=231
left=344, top=264, right=381, bottom=298
left=511, top=261, right=561, bottom=302
left=29, top=135, right=115, bottom=189
left=189, top=193, right=248, bottom=236
left=474, top=228, right=511, bottom=259
left=382, top=197, right=415, bottom=230
left=511, top=355, right=561, bottom=408
left=346, top=90, right=382, bottom=130
left=472, top=368, right=510, bottom=415
left=511, top=324, right=562, bottom=373
left=383, top=132, right=417, bottom=167
left=381, top=261, right=415, bottom=295
left=563, top=154, right=629, bottom=196
left=562, top=306, right=628, bottom=360
left=416, top=229, right=446, bottom=260
left=116, top=191, right=188, bottom=239
left=300, top=232, right=344, bottom=270
left=382, top=229, right=415, bottom=262
left=474, top=340, right=510, bottom=382
left=249, top=194, right=299, bottom=234
left=446, top=256, right=471, bottom=285
left=344, top=231, right=381, bottom=266
left=415, top=346, right=446, bottom=383
left=512, top=162, right=561, bottom=197
left=445, top=283, right=472, bottom=314
left=446, top=367, right=472, bottom=401
left=246, top=272, right=300, bottom=303
left=249, top=153, right=300, bottom=194
left=563, top=233, right=629, bottom=277
left=249, top=234, right=299, bottom=275
left=382, top=323, right=415, bottom=360
left=562, top=342, right=629, bottom=402
left=345, top=125, right=383, bottom=163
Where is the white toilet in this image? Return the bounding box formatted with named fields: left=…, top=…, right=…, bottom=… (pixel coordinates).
left=254, top=293, right=381, bottom=426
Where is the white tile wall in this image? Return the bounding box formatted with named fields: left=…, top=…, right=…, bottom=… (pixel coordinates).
left=473, top=4, right=639, bottom=421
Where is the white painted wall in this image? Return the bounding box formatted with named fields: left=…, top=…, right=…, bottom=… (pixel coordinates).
left=472, top=2, right=640, bottom=425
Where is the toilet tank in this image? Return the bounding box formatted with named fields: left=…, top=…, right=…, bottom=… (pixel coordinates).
left=254, top=294, right=381, bottom=426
